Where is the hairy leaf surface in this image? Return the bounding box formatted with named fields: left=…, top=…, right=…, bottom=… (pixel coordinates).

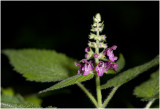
left=39, top=73, right=94, bottom=93
left=1, top=90, right=40, bottom=108
left=133, top=70, right=159, bottom=101
left=101, top=55, right=159, bottom=89
left=3, top=49, right=78, bottom=82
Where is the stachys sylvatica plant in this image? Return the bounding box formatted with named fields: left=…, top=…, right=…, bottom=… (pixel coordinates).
left=2, top=13, right=159, bottom=108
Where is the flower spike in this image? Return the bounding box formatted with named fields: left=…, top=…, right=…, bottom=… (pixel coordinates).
left=75, top=13, right=118, bottom=76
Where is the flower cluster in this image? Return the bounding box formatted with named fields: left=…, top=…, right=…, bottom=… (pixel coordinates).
left=75, top=13, right=118, bottom=77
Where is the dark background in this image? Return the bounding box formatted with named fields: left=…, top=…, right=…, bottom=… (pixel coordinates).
left=2, top=1, right=159, bottom=108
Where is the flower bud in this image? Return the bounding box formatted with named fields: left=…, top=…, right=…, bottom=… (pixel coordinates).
left=85, top=47, right=90, bottom=52
left=89, top=33, right=96, bottom=39
left=94, top=53, right=99, bottom=58
left=95, top=13, right=101, bottom=22
left=102, top=35, right=106, bottom=40
left=88, top=42, right=96, bottom=48
left=85, top=54, right=89, bottom=58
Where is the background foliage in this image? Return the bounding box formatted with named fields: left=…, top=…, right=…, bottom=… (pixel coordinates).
left=2, top=1, right=159, bottom=108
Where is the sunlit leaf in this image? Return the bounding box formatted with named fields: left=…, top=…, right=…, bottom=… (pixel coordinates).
left=3, top=49, right=78, bottom=82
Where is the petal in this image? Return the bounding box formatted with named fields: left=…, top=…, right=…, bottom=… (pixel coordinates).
left=83, top=71, right=90, bottom=75
left=85, top=47, right=90, bottom=52
left=113, top=64, right=118, bottom=72
left=97, top=67, right=105, bottom=77
left=82, top=66, right=85, bottom=71
left=77, top=70, right=81, bottom=75
left=111, top=45, right=117, bottom=50
left=95, top=65, right=99, bottom=72
left=75, top=62, right=81, bottom=66
left=98, top=61, right=103, bottom=67
left=81, top=59, right=88, bottom=63
left=88, top=64, right=93, bottom=71
left=113, top=56, right=118, bottom=61
left=96, top=65, right=105, bottom=77
left=85, top=54, right=89, bottom=58
left=109, top=56, right=115, bottom=62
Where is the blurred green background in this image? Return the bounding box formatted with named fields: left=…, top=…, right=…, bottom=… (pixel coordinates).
left=2, top=1, right=159, bottom=108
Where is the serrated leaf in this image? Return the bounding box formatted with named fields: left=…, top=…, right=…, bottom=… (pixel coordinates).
left=1, top=102, right=40, bottom=108
left=101, top=55, right=159, bottom=89
left=1, top=92, right=40, bottom=108
left=133, top=70, right=159, bottom=101
left=105, top=53, right=125, bottom=74
left=39, top=73, right=94, bottom=93
left=3, top=49, right=78, bottom=82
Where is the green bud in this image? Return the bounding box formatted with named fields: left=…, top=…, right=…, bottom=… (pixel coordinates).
left=89, top=33, right=96, bottom=39
left=95, top=13, right=101, bottom=22
left=99, top=21, right=104, bottom=26
left=100, top=24, right=104, bottom=32
left=88, top=48, right=94, bottom=58
left=91, top=25, right=96, bottom=32
left=88, top=41, right=96, bottom=48
left=99, top=52, right=105, bottom=59
left=93, top=23, right=97, bottom=26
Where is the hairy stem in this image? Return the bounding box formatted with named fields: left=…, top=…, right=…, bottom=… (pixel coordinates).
left=95, top=23, right=102, bottom=107
left=144, top=98, right=156, bottom=109
left=77, top=82, right=98, bottom=107
left=95, top=75, right=102, bottom=107
left=101, top=86, right=119, bottom=108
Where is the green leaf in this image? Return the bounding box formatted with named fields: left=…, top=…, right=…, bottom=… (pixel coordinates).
left=1, top=87, right=14, bottom=96
left=3, top=49, right=78, bottom=82
left=1, top=102, right=40, bottom=108
left=39, top=73, right=94, bottom=93
left=105, top=53, right=125, bottom=74
left=133, top=70, right=159, bottom=101
left=24, top=94, right=42, bottom=106
left=101, top=55, right=159, bottom=89
left=1, top=90, right=40, bottom=108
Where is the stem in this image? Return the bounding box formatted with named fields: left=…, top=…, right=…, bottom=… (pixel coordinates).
left=144, top=99, right=156, bottom=109
left=101, top=86, right=119, bottom=108
left=96, top=75, right=102, bottom=107
left=95, top=22, right=102, bottom=107
left=77, top=82, right=98, bottom=107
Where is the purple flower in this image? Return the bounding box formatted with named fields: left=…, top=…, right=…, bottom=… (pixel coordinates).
left=75, top=62, right=84, bottom=75
left=85, top=47, right=90, bottom=52
left=104, top=61, right=118, bottom=72
left=99, top=44, right=102, bottom=47
left=83, top=63, right=94, bottom=75
left=104, top=61, right=113, bottom=70
left=81, top=59, right=88, bottom=63
left=94, top=53, right=98, bottom=58
left=76, top=59, right=94, bottom=76
left=111, top=45, right=117, bottom=50
left=102, top=35, right=106, bottom=40
left=85, top=54, right=89, bottom=58
left=103, top=45, right=118, bottom=62
left=112, top=63, right=118, bottom=72
left=95, top=61, right=106, bottom=77
left=82, top=59, right=94, bottom=75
